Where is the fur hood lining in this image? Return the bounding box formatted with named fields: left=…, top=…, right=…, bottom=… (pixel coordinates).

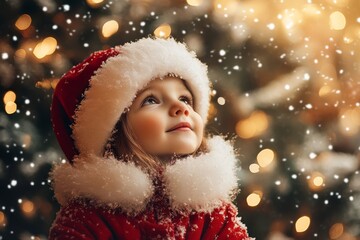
left=50, top=136, right=239, bottom=214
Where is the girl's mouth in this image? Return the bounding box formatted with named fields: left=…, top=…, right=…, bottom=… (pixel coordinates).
left=166, top=122, right=192, bottom=132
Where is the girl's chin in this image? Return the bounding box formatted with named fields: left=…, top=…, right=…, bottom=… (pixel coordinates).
left=157, top=151, right=195, bottom=161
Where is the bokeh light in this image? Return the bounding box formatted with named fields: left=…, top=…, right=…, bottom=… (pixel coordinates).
left=3, top=91, right=17, bottom=114
left=235, top=111, right=269, bottom=139
left=246, top=192, right=262, bottom=207
left=0, top=211, right=6, bottom=228
left=249, top=163, right=260, bottom=173
left=2, top=0, right=360, bottom=239
left=308, top=172, right=325, bottom=191
left=154, top=24, right=171, bottom=38
left=20, top=199, right=35, bottom=218
left=15, top=14, right=32, bottom=31
left=5, top=101, right=17, bottom=114
left=329, top=223, right=344, bottom=239
left=295, top=216, right=311, bottom=233
left=329, top=11, right=346, bottom=30
left=33, top=37, right=57, bottom=59
left=187, top=0, right=203, bottom=6
left=257, top=149, right=275, bottom=168
left=338, top=108, right=360, bottom=136
left=3, top=91, right=16, bottom=104
left=102, top=20, right=119, bottom=38
left=217, top=97, right=226, bottom=105
left=86, top=0, right=105, bottom=8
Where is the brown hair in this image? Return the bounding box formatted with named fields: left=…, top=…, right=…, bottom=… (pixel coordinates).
left=104, top=112, right=208, bottom=174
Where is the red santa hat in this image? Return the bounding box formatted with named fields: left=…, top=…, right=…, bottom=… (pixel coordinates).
left=51, top=37, right=210, bottom=162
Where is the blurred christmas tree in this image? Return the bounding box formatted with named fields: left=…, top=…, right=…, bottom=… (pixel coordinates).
left=1, top=0, right=359, bottom=239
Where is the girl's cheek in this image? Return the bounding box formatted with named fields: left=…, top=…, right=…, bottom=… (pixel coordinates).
left=132, top=113, right=163, bottom=137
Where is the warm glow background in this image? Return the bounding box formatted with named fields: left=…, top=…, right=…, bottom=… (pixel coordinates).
left=1, top=0, right=360, bottom=239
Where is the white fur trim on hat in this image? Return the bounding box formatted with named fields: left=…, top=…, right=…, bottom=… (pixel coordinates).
left=50, top=136, right=239, bottom=213
left=72, top=37, right=210, bottom=157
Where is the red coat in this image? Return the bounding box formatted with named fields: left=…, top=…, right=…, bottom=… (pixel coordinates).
left=49, top=137, right=252, bottom=239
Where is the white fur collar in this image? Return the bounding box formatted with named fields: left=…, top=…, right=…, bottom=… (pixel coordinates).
left=50, top=136, right=239, bottom=214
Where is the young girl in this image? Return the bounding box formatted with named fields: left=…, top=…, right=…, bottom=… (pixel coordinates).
left=49, top=37, right=252, bottom=239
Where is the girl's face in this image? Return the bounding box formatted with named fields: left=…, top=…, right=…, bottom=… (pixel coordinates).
left=127, top=76, right=204, bottom=159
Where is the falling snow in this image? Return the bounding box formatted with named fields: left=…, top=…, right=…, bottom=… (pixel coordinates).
left=1, top=0, right=360, bottom=239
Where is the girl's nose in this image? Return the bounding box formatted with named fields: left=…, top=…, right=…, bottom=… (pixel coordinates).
left=169, top=101, right=189, bottom=117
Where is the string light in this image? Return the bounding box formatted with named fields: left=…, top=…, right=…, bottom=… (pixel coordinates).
left=187, top=0, right=203, bottom=6
left=313, top=175, right=324, bottom=186
left=249, top=163, right=260, bottom=173
left=15, top=14, right=32, bottom=31
left=329, top=223, right=344, bottom=239
left=3, top=91, right=16, bottom=104
left=86, top=0, right=104, bottom=8
left=102, top=20, right=119, bottom=38
left=295, top=215, right=311, bottom=233
left=0, top=211, right=6, bottom=228
left=20, top=199, right=35, bottom=218
left=308, top=172, right=325, bottom=190
left=329, top=11, right=346, bottom=30
left=154, top=24, right=171, bottom=39
left=33, top=37, right=57, bottom=59
left=35, top=78, right=59, bottom=89
left=246, top=191, right=262, bottom=207
left=15, top=49, right=27, bottom=59
left=338, top=108, right=360, bottom=136
left=257, top=148, right=275, bottom=168
left=235, top=110, right=269, bottom=139
left=5, top=102, right=17, bottom=114
left=318, top=85, right=332, bottom=97
left=217, top=97, right=226, bottom=105
left=3, top=91, right=17, bottom=115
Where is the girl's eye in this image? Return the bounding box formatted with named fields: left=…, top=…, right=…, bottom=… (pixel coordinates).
left=141, top=96, right=158, bottom=106
left=179, top=95, right=193, bottom=107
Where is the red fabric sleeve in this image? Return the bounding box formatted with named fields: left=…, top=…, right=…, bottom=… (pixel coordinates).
left=49, top=202, right=107, bottom=240
left=49, top=201, right=250, bottom=240
left=49, top=201, right=141, bottom=240
left=200, top=202, right=250, bottom=240
left=184, top=212, right=205, bottom=239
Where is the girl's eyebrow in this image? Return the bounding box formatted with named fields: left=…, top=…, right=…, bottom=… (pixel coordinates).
left=136, top=87, right=152, bottom=97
